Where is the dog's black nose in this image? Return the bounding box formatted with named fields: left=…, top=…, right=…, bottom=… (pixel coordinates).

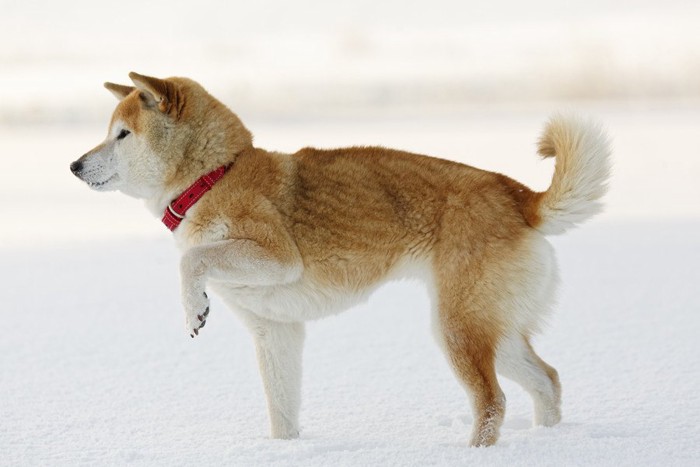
left=70, top=160, right=83, bottom=174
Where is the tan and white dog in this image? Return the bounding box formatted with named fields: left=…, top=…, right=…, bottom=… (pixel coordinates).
left=70, top=72, right=610, bottom=447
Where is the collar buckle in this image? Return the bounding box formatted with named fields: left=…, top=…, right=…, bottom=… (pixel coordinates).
left=167, top=203, right=185, bottom=220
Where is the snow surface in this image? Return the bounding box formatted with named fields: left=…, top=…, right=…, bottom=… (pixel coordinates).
left=1, top=110, right=699, bottom=466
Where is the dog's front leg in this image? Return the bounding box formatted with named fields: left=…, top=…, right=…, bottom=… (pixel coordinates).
left=179, top=239, right=302, bottom=337
left=245, top=315, right=305, bottom=439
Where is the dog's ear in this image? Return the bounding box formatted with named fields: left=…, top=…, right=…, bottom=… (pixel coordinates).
left=104, top=82, right=136, bottom=101
left=129, top=72, right=179, bottom=116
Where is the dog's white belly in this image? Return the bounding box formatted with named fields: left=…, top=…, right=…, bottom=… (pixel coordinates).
left=208, top=257, right=433, bottom=323
left=209, top=277, right=373, bottom=322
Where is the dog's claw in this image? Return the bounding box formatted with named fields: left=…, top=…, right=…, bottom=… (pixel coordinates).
left=184, top=290, right=210, bottom=337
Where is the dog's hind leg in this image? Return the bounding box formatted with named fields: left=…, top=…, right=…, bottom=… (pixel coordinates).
left=244, top=314, right=305, bottom=439
left=494, top=234, right=562, bottom=427
left=496, top=333, right=561, bottom=427
left=434, top=273, right=506, bottom=447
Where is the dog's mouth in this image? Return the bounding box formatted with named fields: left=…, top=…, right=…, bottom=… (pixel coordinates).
left=86, top=173, right=119, bottom=189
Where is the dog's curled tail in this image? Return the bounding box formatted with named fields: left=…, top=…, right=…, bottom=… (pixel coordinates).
left=525, top=114, right=611, bottom=235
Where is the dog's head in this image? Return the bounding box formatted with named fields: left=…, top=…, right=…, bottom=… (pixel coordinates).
left=70, top=72, right=252, bottom=200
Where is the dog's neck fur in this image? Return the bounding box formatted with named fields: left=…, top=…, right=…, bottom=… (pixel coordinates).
left=144, top=108, right=254, bottom=218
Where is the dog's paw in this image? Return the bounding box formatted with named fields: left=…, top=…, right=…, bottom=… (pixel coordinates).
left=184, top=291, right=210, bottom=338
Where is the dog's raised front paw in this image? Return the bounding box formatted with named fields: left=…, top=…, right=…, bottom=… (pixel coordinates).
left=184, top=291, right=210, bottom=338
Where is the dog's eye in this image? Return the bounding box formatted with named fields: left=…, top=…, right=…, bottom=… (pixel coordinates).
left=117, top=129, right=131, bottom=140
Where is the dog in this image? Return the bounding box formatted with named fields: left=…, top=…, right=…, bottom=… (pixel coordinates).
left=70, top=72, right=610, bottom=446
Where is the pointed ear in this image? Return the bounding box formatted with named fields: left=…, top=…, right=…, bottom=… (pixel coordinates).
left=104, top=82, right=136, bottom=101
left=129, top=72, right=176, bottom=114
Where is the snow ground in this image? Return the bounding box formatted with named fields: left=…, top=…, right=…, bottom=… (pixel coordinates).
left=1, top=109, right=699, bottom=466
left=1, top=220, right=699, bottom=466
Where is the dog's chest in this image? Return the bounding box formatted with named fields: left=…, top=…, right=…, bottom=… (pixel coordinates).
left=171, top=215, right=357, bottom=320
left=174, top=214, right=229, bottom=249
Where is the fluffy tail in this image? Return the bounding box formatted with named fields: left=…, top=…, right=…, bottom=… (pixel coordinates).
left=527, top=114, right=611, bottom=235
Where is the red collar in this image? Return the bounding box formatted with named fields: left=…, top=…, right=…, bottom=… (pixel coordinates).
left=161, top=165, right=228, bottom=231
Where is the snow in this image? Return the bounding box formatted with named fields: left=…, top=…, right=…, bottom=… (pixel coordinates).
left=2, top=1, right=700, bottom=465
left=2, top=230, right=700, bottom=466
left=2, top=224, right=700, bottom=466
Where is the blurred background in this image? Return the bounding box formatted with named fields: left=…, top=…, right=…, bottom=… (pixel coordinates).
left=1, top=0, right=700, bottom=246
left=3, top=0, right=700, bottom=122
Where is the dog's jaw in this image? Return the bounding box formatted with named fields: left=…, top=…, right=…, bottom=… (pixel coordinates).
left=85, top=173, right=120, bottom=191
